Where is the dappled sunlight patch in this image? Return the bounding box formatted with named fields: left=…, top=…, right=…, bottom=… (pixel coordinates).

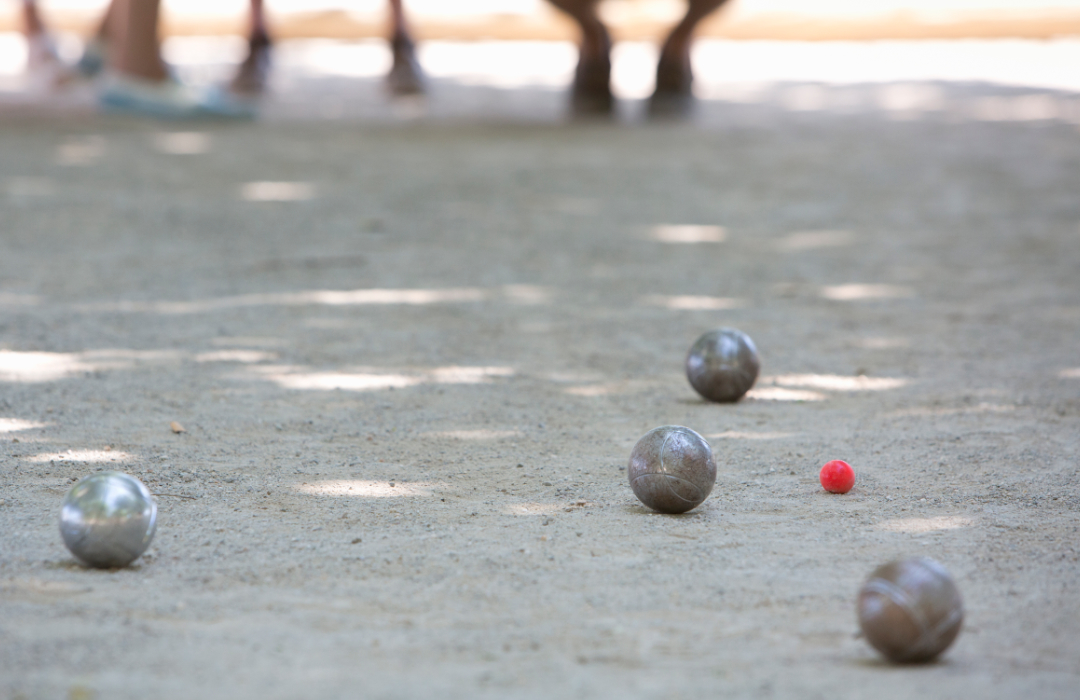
left=240, top=181, right=316, bottom=202
left=304, top=288, right=488, bottom=306
left=502, top=285, right=553, bottom=305
left=649, top=225, right=726, bottom=244
left=81, top=349, right=184, bottom=362
left=256, top=368, right=421, bottom=392
left=0, top=418, right=47, bottom=434
left=252, top=365, right=514, bottom=392
left=750, top=372, right=907, bottom=399
left=642, top=295, right=744, bottom=311
left=28, top=449, right=134, bottom=464
left=1060, top=368, right=1080, bottom=379
left=294, top=480, right=436, bottom=498
left=877, top=516, right=974, bottom=534
left=969, top=94, right=1067, bottom=122
left=887, top=403, right=1016, bottom=418
left=302, top=318, right=353, bottom=329
left=210, top=336, right=284, bottom=348
left=0, top=348, right=194, bottom=381
left=564, top=382, right=637, bottom=397
left=551, top=197, right=601, bottom=216
left=770, top=374, right=909, bottom=391
left=55, top=136, right=105, bottom=166
left=820, top=284, right=915, bottom=301
left=0, top=292, right=42, bottom=306
left=0, top=351, right=95, bottom=383
left=504, top=502, right=565, bottom=516
left=80, top=287, right=489, bottom=314
left=857, top=336, right=911, bottom=349
left=745, top=387, right=827, bottom=402
left=708, top=430, right=799, bottom=440
left=544, top=371, right=604, bottom=384
left=152, top=132, right=211, bottom=155
left=0, top=578, right=91, bottom=595
left=423, top=429, right=523, bottom=441
left=195, top=350, right=277, bottom=363
left=429, top=366, right=514, bottom=383
left=775, top=230, right=855, bottom=251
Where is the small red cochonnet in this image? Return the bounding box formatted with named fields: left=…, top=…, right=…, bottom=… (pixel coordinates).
left=819, top=460, right=855, bottom=494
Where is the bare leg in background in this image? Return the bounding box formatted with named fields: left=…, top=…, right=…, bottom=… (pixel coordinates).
left=230, top=0, right=272, bottom=95
left=651, top=0, right=730, bottom=114
left=107, top=0, right=168, bottom=82
left=545, top=0, right=612, bottom=114
left=386, top=0, right=425, bottom=95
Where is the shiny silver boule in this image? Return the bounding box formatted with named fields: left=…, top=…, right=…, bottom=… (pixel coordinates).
left=628, top=426, right=716, bottom=514
left=60, top=471, right=157, bottom=568
left=686, top=328, right=760, bottom=402
left=857, top=557, right=964, bottom=663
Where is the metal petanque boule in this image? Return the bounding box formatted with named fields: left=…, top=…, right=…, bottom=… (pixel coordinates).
left=857, top=557, right=964, bottom=663
left=60, top=471, right=158, bottom=569
left=685, top=328, right=760, bottom=403
left=628, top=425, right=716, bottom=514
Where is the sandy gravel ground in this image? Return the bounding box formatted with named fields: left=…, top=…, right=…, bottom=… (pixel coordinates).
left=1, top=79, right=1079, bottom=699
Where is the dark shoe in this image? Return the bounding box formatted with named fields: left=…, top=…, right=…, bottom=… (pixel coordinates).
left=570, top=51, right=613, bottom=116
left=229, top=34, right=272, bottom=96
left=649, top=49, right=694, bottom=118
left=386, top=34, right=425, bottom=96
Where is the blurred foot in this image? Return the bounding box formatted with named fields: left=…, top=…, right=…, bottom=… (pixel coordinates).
left=649, top=45, right=694, bottom=117
left=99, top=73, right=256, bottom=119
left=229, top=33, right=272, bottom=96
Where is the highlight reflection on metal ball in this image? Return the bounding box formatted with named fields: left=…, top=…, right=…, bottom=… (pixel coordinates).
left=60, top=471, right=157, bottom=568
left=686, top=328, right=760, bottom=403
left=628, top=426, right=716, bottom=514
left=857, top=557, right=964, bottom=663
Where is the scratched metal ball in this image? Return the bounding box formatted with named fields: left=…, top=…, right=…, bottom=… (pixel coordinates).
left=628, top=426, right=716, bottom=514
left=60, top=471, right=157, bottom=568
left=857, top=557, right=964, bottom=663
left=686, top=328, right=760, bottom=403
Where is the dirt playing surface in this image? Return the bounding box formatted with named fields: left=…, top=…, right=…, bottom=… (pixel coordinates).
left=1, top=84, right=1079, bottom=698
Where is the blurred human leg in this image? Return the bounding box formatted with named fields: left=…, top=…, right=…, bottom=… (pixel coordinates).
left=385, top=0, right=424, bottom=95
left=229, top=0, right=272, bottom=95
left=100, top=0, right=253, bottom=117
left=106, top=0, right=168, bottom=81
left=21, top=0, right=47, bottom=38
left=651, top=0, right=731, bottom=113
left=230, top=0, right=427, bottom=98
left=545, top=0, right=612, bottom=114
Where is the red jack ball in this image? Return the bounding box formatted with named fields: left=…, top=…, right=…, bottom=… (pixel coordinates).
left=820, top=460, right=855, bottom=493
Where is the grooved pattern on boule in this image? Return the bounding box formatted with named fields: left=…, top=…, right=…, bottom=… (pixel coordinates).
left=857, top=557, right=964, bottom=663
left=685, top=328, right=760, bottom=403
left=628, top=425, right=716, bottom=514
left=60, top=471, right=158, bottom=569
